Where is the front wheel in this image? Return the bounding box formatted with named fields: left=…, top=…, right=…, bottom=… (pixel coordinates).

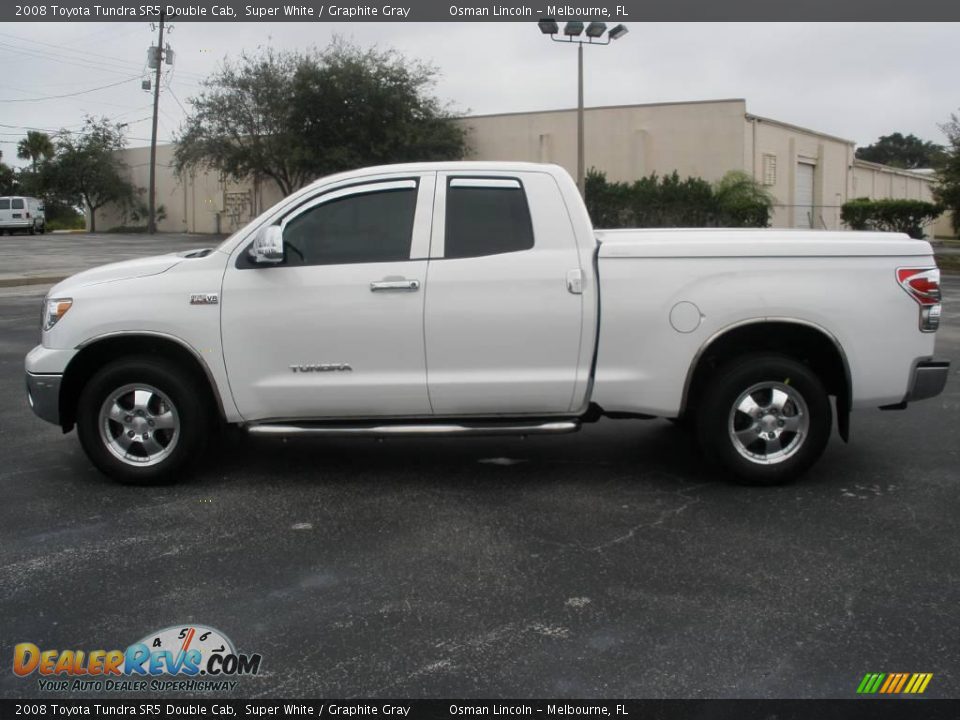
left=76, top=357, right=210, bottom=484
left=696, top=355, right=832, bottom=485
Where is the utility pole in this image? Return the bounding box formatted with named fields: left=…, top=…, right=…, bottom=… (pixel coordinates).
left=147, top=10, right=165, bottom=235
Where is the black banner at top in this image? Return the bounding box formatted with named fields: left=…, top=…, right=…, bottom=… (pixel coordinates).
left=2, top=0, right=959, bottom=22
left=1, top=699, right=960, bottom=720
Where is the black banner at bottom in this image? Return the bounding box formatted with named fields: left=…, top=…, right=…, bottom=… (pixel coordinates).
left=1, top=699, right=958, bottom=720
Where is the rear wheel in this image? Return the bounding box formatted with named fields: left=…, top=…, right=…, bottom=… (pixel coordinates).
left=696, top=354, right=831, bottom=485
left=76, top=357, right=210, bottom=484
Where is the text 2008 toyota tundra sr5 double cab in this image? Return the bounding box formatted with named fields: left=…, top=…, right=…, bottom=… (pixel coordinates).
left=25, top=162, right=950, bottom=485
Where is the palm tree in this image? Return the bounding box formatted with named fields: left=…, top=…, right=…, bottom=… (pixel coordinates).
left=17, top=130, right=55, bottom=172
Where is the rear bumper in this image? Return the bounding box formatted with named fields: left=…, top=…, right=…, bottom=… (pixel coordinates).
left=26, top=372, right=61, bottom=425
left=905, top=360, right=950, bottom=402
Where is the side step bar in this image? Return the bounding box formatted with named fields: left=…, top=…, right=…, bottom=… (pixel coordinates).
left=247, top=420, right=581, bottom=438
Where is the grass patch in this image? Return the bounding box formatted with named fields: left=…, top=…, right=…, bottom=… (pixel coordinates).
left=105, top=226, right=149, bottom=234
left=46, top=218, right=86, bottom=232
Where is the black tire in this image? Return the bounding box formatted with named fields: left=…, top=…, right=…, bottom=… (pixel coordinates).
left=696, top=354, right=831, bottom=486
left=76, top=356, right=210, bottom=484
left=28, top=224, right=35, bottom=235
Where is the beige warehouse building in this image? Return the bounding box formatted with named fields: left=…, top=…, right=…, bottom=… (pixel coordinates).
left=96, top=98, right=950, bottom=237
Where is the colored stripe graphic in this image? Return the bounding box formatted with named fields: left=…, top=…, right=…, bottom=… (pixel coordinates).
left=857, top=672, right=932, bottom=694
left=879, top=674, right=897, bottom=693
left=893, top=673, right=909, bottom=693
left=857, top=673, right=885, bottom=694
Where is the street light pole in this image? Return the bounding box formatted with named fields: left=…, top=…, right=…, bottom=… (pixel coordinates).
left=538, top=19, right=628, bottom=198
left=577, top=41, right=584, bottom=197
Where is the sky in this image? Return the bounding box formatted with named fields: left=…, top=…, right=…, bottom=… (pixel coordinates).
left=0, top=21, right=957, bottom=168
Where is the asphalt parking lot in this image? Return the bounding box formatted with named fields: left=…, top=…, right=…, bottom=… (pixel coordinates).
left=0, top=234, right=958, bottom=699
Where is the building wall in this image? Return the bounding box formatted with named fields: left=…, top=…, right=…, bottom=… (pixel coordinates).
left=96, top=99, right=944, bottom=237
left=851, top=160, right=944, bottom=239
left=744, top=116, right=855, bottom=231
left=91, top=143, right=287, bottom=235
left=933, top=212, right=956, bottom=239
left=463, top=99, right=747, bottom=184
left=851, top=160, right=936, bottom=202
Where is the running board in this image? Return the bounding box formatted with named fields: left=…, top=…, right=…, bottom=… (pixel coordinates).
left=246, top=420, right=581, bottom=438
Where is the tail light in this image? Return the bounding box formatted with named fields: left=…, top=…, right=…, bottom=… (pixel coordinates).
left=25, top=212, right=30, bottom=218
left=897, top=267, right=942, bottom=332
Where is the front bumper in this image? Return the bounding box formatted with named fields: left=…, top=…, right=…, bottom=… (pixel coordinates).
left=26, top=372, right=61, bottom=425
left=905, top=360, right=950, bottom=402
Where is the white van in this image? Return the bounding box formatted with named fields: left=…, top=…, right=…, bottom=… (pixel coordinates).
left=0, top=196, right=46, bottom=234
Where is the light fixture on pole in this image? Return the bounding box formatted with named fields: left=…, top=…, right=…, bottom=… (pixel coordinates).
left=538, top=18, right=628, bottom=198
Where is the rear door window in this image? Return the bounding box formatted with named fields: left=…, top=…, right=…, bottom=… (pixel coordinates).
left=444, top=179, right=535, bottom=259
left=0, top=199, right=9, bottom=210
left=11, top=199, right=24, bottom=210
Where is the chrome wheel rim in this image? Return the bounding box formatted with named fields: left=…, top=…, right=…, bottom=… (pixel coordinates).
left=98, top=384, right=180, bottom=467
left=728, top=381, right=809, bottom=465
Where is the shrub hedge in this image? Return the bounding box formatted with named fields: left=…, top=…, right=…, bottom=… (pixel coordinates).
left=585, top=169, right=773, bottom=229
left=840, top=197, right=942, bottom=239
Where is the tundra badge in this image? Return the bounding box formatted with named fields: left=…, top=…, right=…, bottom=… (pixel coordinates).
left=290, top=363, right=353, bottom=373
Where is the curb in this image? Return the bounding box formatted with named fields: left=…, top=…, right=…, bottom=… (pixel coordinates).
left=0, top=276, right=68, bottom=289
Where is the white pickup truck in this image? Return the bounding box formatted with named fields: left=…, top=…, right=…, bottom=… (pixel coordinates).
left=25, top=162, right=949, bottom=485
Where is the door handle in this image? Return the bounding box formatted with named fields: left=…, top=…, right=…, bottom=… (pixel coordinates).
left=370, top=279, right=421, bottom=292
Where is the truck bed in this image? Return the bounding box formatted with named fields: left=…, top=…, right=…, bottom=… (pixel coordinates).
left=596, top=228, right=932, bottom=258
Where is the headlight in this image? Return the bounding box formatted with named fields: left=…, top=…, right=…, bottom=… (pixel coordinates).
left=43, top=297, right=73, bottom=332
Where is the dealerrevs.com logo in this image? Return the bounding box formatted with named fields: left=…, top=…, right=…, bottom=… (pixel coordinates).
left=13, top=624, right=262, bottom=692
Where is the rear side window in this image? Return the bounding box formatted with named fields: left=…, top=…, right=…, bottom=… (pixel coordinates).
left=282, top=185, right=417, bottom=267
left=444, top=179, right=535, bottom=259
left=11, top=199, right=24, bottom=210
left=0, top=199, right=9, bottom=210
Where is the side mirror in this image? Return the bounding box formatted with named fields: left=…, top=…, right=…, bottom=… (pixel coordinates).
left=249, top=225, right=284, bottom=264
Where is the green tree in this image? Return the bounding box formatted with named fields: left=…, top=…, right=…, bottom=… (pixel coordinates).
left=934, top=112, right=960, bottom=236
left=855, top=132, right=945, bottom=169
left=17, top=130, right=55, bottom=172
left=44, top=116, right=136, bottom=232
left=713, top=170, right=774, bottom=227
left=0, top=150, right=18, bottom=195
left=174, top=39, right=468, bottom=196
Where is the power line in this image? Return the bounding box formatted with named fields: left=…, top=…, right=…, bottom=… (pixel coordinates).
left=0, top=41, right=143, bottom=81
left=0, top=75, right=140, bottom=102
left=0, top=127, right=172, bottom=144
left=0, top=32, right=207, bottom=83
left=164, top=79, right=190, bottom=116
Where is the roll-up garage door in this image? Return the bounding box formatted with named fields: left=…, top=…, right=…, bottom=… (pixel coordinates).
left=795, top=162, right=815, bottom=229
